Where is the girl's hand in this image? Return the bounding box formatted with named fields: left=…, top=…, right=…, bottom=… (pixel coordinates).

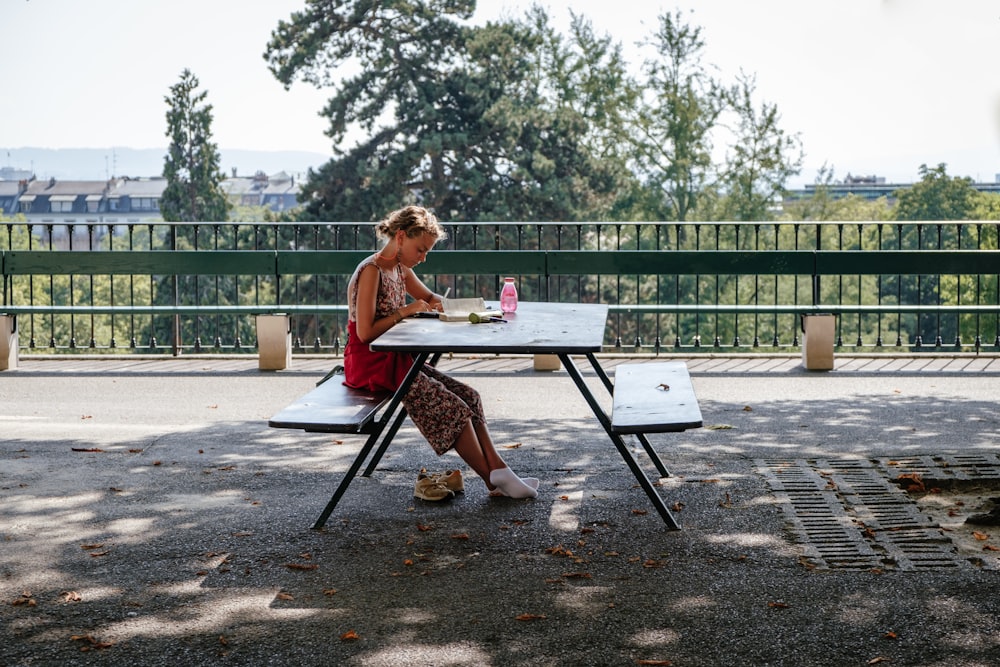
left=403, top=299, right=432, bottom=317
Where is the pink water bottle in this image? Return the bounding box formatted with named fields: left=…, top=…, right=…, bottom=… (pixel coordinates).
left=500, top=277, right=518, bottom=314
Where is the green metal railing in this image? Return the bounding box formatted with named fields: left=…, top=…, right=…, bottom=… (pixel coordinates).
left=3, top=220, right=999, bottom=355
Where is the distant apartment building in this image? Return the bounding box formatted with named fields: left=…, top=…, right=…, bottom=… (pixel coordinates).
left=0, top=171, right=301, bottom=224
left=786, top=173, right=1000, bottom=202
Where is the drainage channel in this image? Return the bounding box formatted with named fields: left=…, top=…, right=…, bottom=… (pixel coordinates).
left=757, top=455, right=1000, bottom=572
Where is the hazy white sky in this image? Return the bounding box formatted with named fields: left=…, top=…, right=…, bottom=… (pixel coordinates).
left=2, top=0, right=1000, bottom=186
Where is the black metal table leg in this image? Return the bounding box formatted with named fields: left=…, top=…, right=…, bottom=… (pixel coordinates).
left=311, top=352, right=431, bottom=529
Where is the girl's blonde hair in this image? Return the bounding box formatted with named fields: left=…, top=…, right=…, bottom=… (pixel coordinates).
left=376, top=205, right=446, bottom=242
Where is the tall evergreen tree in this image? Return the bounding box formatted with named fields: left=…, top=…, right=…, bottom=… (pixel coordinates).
left=161, top=69, right=229, bottom=223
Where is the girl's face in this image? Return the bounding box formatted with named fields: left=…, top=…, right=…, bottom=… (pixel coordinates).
left=398, top=231, right=437, bottom=268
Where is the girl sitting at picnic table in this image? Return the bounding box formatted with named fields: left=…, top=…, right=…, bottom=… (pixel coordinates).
left=344, top=205, right=538, bottom=501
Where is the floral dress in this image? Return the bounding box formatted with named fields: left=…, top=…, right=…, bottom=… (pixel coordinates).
left=343, top=255, right=485, bottom=455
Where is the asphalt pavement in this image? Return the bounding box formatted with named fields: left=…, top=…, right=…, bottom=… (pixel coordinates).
left=2, top=354, right=999, bottom=667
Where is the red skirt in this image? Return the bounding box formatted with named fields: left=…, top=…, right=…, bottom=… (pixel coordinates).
left=343, top=321, right=415, bottom=392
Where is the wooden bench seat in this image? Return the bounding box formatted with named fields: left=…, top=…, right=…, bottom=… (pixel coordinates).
left=612, top=361, right=703, bottom=434
left=268, top=374, right=390, bottom=434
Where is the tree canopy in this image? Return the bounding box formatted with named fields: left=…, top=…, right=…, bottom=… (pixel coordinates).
left=263, top=1, right=803, bottom=223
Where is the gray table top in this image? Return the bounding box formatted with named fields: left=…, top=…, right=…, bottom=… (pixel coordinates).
left=370, top=301, right=609, bottom=355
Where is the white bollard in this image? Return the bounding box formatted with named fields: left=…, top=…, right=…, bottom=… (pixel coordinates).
left=0, top=315, right=18, bottom=371
left=256, top=314, right=292, bottom=371
left=801, top=313, right=835, bottom=371
left=532, top=354, right=561, bottom=372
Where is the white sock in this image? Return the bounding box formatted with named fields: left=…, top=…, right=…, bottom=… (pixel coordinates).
left=489, top=467, right=538, bottom=499
left=490, top=476, right=539, bottom=497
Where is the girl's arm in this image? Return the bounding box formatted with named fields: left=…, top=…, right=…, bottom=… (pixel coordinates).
left=402, top=266, right=444, bottom=311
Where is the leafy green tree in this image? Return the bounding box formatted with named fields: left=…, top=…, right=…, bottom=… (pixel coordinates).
left=161, top=69, right=229, bottom=223
left=894, top=163, right=977, bottom=221
left=627, top=10, right=723, bottom=221
left=265, top=0, right=630, bottom=223
left=716, top=72, right=802, bottom=221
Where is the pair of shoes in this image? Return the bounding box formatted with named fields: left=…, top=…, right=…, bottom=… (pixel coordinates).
left=419, top=468, right=464, bottom=494
left=414, top=472, right=455, bottom=502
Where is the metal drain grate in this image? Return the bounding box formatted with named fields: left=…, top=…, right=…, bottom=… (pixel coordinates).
left=757, top=458, right=973, bottom=571
left=876, top=454, right=1000, bottom=487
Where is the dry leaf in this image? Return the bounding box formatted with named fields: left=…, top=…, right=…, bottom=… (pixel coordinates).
left=71, top=447, right=103, bottom=453
left=867, top=658, right=890, bottom=665
left=561, top=572, right=592, bottom=579
left=983, top=545, right=1000, bottom=552
left=323, top=588, right=338, bottom=596
left=768, top=601, right=790, bottom=609
left=883, top=631, right=898, bottom=640
left=631, top=509, right=648, bottom=515
left=70, top=634, right=113, bottom=650
left=706, top=424, right=734, bottom=430
left=972, top=531, right=990, bottom=541
left=515, top=613, right=547, bottom=621
left=11, top=591, right=36, bottom=607
left=275, top=592, right=294, bottom=601
left=218, top=635, right=229, bottom=646
left=340, top=630, right=360, bottom=641
left=451, top=533, right=469, bottom=540
left=897, top=472, right=924, bottom=492
left=285, top=563, right=318, bottom=571
left=417, top=523, right=433, bottom=532
left=502, top=442, right=523, bottom=449
left=636, top=661, right=673, bottom=666
left=61, top=591, right=82, bottom=602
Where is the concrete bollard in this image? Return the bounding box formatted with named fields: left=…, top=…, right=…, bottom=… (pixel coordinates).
left=801, top=313, right=835, bottom=371
left=0, top=315, right=18, bottom=371
left=256, top=314, right=292, bottom=371
left=532, top=354, right=561, bottom=372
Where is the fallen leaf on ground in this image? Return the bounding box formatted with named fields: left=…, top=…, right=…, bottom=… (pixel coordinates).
left=70, top=634, right=113, bottom=650
left=71, top=447, right=103, bottom=453
left=502, top=442, right=523, bottom=449
left=636, top=660, right=673, bottom=666
left=768, top=601, right=790, bottom=609
left=883, top=631, right=898, bottom=640
left=972, top=531, right=990, bottom=541
left=285, top=563, right=318, bottom=571
left=340, top=630, right=360, bottom=641
left=515, top=613, right=547, bottom=621
left=705, top=424, right=734, bottom=430
left=61, top=591, right=82, bottom=602
left=11, top=591, right=36, bottom=607
left=275, top=592, right=294, bottom=601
